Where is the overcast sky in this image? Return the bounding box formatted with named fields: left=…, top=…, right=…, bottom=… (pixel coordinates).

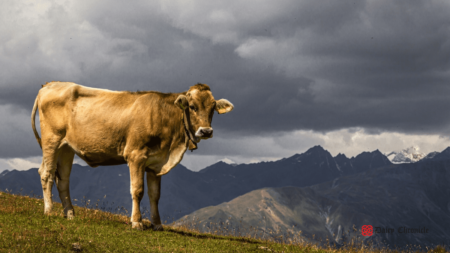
left=1, top=0, right=450, bottom=172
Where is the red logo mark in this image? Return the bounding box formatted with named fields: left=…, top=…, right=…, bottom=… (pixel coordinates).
left=362, top=225, right=373, bottom=236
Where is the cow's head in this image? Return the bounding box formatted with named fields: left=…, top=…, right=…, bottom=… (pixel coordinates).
left=175, top=83, right=233, bottom=142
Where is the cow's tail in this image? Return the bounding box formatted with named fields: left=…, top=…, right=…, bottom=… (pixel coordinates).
left=31, top=95, right=42, bottom=149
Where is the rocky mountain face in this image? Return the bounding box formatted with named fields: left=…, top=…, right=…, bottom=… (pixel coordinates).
left=176, top=159, right=450, bottom=249
left=334, top=149, right=391, bottom=175
left=421, top=147, right=450, bottom=162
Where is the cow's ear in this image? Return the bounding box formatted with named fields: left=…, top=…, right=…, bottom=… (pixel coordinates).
left=215, top=99, right=234, bottom=114
left=175, top=95, right=188, bottom=110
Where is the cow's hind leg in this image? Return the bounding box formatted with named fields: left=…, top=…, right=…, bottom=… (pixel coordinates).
left=147, top=170, right=163, bottom=231
left=129, top=162, right=146, bottom=230
left=38, top=135, right=62, bottom=215
left=55, top=145, right=75, bottom=219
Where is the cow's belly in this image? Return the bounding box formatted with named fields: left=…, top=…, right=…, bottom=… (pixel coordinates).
left=72, top=144, right=168, bottom=170
left=76, top=151, right=126, bottom=167
left=66, top=134, right=172, bottom=171
left=66, top=141, right=126, bottom=167
left=65, top=132, right=126, bottom=167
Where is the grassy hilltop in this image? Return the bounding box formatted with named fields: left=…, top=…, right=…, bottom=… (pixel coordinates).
left=0, top=191, right=448, bottom=253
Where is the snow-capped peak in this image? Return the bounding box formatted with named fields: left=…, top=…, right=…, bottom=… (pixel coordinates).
left=385, top=146, right=426, bottom=164
left=218, top=158, right=237, bottom=165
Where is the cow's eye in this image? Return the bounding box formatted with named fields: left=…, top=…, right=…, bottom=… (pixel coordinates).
left=189, top=105, right=196, bottom=111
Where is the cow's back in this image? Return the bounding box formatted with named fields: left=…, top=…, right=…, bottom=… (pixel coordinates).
left=38, top=82, right=129, bottom=132
left=38, top=82, right=143, bottom=164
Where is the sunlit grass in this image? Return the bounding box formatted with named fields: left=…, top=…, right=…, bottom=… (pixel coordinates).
left=0, top=191, right=447, bottom=252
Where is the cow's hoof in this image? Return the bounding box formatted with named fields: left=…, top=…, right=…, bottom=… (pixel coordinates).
left=152, top=224, right=164, bottom=231
left=132, top=222, right=144, bottom=230
left=67, top=210, right=74, bottom=220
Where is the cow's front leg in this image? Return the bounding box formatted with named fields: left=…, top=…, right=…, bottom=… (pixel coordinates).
left=128, top=161, right=146, bottom=230
left=147, top=169, right=163, bottom=231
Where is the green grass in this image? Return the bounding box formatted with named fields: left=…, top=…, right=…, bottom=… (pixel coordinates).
left=0, top=191, right=448, bottom=253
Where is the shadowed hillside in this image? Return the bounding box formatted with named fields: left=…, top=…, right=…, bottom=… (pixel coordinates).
left=176, top=159, right=450, bottom=250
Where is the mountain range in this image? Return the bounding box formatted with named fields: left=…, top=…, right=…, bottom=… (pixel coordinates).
left=1, top=146, right=450, bottom=249
left=177, top=158, right=450, bottom=249
left=0, top=146, right=392, bottom=220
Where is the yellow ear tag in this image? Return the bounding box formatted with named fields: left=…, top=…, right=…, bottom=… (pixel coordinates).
left=218, top=107, right=227, bottom=114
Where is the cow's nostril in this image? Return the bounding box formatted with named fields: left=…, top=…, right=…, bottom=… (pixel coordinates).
left=195, top=127, right=213, bottom=138
left=201, top=128, right=213, bottom=137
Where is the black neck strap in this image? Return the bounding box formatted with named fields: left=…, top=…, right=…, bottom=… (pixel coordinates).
left=182, top=110, right=198, bottom=152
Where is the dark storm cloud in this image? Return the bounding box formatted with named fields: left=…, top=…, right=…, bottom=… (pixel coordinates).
left=1, top=0, right=450, bottom=159
left=0, top=105, right=41, bottom=158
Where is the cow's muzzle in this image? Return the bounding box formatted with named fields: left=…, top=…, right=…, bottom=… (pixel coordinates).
left=195, top=127, right=213, bottom=139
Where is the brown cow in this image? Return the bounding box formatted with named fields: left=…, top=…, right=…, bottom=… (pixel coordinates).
left=31, top=82, right=233, bottom=230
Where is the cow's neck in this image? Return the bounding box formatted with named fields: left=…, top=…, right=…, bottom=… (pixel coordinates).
left=156, top=96, right=193, bottom=176
left=181, top=110, right=198, bottom=151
